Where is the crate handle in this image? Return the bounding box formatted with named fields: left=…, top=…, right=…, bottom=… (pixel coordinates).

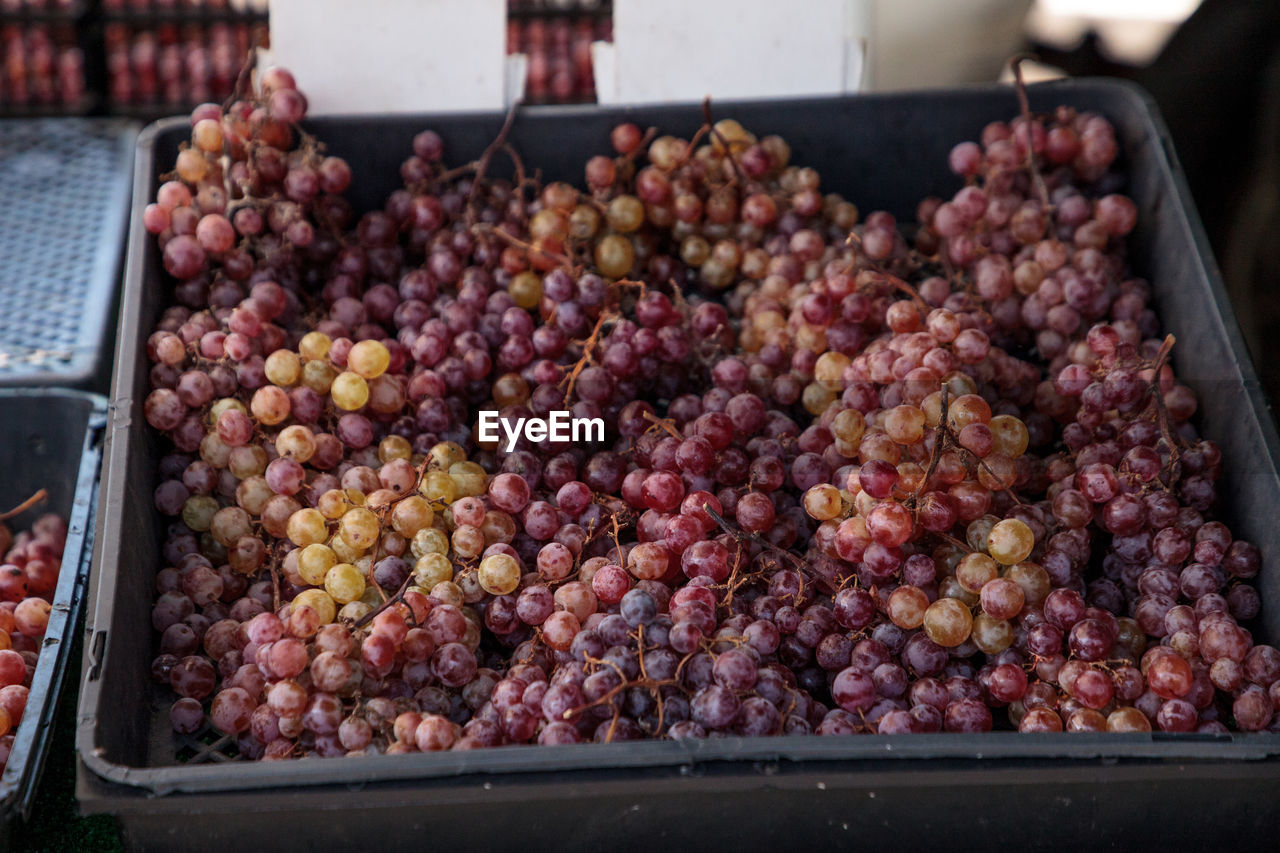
left=86, top=629, right=107, bottom=682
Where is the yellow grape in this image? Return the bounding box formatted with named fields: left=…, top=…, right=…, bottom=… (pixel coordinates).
left=988, top=518, right=1035, bottom=565
left=330, top=372, right=369, bottom=410
left=802, top=382, right=835, bottom=415
left=348, top=340, right=391, bottom=379
left=391, top=495, right=434, bottom=537
left=339, top=507, right=381, bottom=549
left=330, top=533, right=364, bottom=563
left=429, top=441, right=467, bottom=470
left=298, top=543, right=338, bottom=585
left=317, top=488, right=354, bottom=519
left=411, top=527, right=450, bottom=558
left=379, top=435, right=412, bottom=463
left=192, top=118, right=223, bottom=152
left=175, top=148, right=208, bottom=182
left=813, top=352, right=850, bottom=391
left=448, top=461, right=487, bottom=497
left=477, top=553, right=521, bottom=595
left=802, top=484, right=844, bottom=521
left=302, top=360, right=337, bottom=394
left=414, top=553, right=453, bottom=588
left=595, top=234, right=634, bottom=278
left=339, top=601, right=372, bottom=622
left=832, top=408, right=865, bottom=445
left=923, top=597, right=973, bottom=647
left=292, top=589, right=336, bottom=625
left=298, top=331, right=332, bottom=361
left=884, top=405, right=926, bottom=445
left=181, top=495, right=219, bottom=531
left=420, top=470, right=457, bottom=504
left=250, top=386, right=290, bottom=425
left=324, top=563, right=366, bottom=604
left=228, top=445, right=268, bottom=479
left=989, top=414, right=1030, bottom=457
left=264, top=349, right=301, bottom=386
left=508, top=271, right=542, bottom=309
left=956, top=552, right=999, bottom=593
left=277, top=424, right=317, bottom=462
left=286, top=508, right=328, bottom=547
left=971, top=612, right=1014, bottom=654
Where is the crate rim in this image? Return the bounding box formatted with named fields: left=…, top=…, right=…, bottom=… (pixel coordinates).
left=78, top=78, right=1280, bottom=800
left=0, top=388, right=107, bottom=823
left=0, top=118, right=139, bottom=388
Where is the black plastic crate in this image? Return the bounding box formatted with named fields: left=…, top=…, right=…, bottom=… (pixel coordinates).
left=76, top=80, right=1280, bottom=849
left=0, top=118, right=136, bottom=387
left=0, top=389, right=105, bottom=832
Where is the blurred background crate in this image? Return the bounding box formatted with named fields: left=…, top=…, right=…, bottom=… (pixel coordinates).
left=0, top=117, right=135, bottom=388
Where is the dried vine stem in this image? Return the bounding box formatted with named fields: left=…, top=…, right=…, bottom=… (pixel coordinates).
left=838, top=234, right=931, bottom=316
left=482, top=224, right=573, bottom=269
left=466, top=99, right=523, bottom=224
left=559, top=308, right=613, bottom=405
left=0, top=489, right=46, bottom=522
left=347, top=456, right=442, bottom=629
left=641, top=410, right=682, bottom=439
left=223, top=45, right=259, bottom=110
left=906, top=386, right=1023, bottom=516
left=1008, top=54, right=1052, bottom=210
left=613, top=126, right=658, bottom=179
left=702, top=96, right=748, bottom=186
left=702, top=501, right=806, bottom=573
left=352, top=574, right=415, bottom=629
left=1142, top=334, right=1193, bottom=486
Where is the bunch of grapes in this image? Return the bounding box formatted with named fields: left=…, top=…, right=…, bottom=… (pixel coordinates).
left=139, top=57, right=1278, bottom=762
left=0, top=495, right=69, bottom=771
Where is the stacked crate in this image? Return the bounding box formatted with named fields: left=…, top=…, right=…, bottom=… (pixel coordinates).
left=508, top=0, right=610, bottom=104
left=0, top=0, right=90, bottom=115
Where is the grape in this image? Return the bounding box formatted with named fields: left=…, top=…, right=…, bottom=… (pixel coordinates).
left=13, top=598, right=49, bottom=638
left=211, top=687, right=256, bottom=734
left=170, top=697, right=205, bottom=734
left=831, top=668, right=875, bottom=713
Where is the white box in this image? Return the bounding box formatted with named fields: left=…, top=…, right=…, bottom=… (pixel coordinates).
left=595, top=0, right=869, bottom=104
left=267, top=0, right=509, bottom=115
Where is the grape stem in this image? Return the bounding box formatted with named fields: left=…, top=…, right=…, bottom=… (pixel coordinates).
left=839, top=236, right=931, bottom=316
left=608, top=512, right=626, bottom=559
left=908, top=386, right=953, bottom=511
left=501, top=142, right=531, bottom=197
left=630, top=625, right=667, bottom=736
left=641, top=409, right=682, bottom=439
left=1146, top=333, right=1190, bottom=474
left=702, top=96, right=748, bottom=186
left=701, top=501, right=806, bottom=572
left=0, top=488, right=46, bottom=522
left=467, top=99, right=523, bottom=225
left=268, top=555, right=282, bottom=613
left=908, top=387, right=1024, bottom=522
left=559, top=308, right=614, bottom=406
left=481, top=223, right=572, bottom=269
left=346, top=457, right=444, bottom=629
left=351, top=573, right=414, bottom=630
left=1008, top=54, right=1052, bottom=211
left=614, top=126, right=658, bottom=179
left=223, top=45, right=260, bottom=111
left=567, top=633, right=698, bottom=740
left=935, top=530, right=973, bottom=553
left=434, top=161, right=482, bottom=184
